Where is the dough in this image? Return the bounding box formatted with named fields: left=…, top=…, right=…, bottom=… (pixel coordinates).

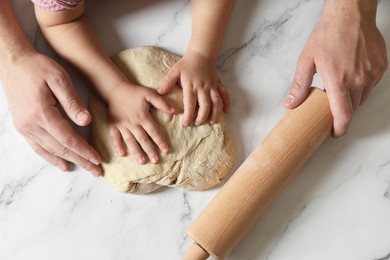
left=89, top=47, right=235, bottom=194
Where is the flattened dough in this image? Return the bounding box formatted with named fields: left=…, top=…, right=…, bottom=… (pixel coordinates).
left=89, top=47, right=235, bottom=194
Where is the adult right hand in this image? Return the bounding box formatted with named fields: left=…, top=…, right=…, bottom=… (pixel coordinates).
left=2, top=52, right=102, bottom=176
left=284, top=0, right=387, bottom=138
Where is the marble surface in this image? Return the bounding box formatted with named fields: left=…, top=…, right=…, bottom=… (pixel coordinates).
left=1, top=0, right=390, bottom=259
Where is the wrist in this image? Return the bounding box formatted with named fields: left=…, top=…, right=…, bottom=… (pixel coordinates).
left=323, top=0, right=378, bottom=24
left=185, top=48, right=218, bottom=64
left=0, top=48, right=37, bottom=80
left=102, top=80, right=137, bottom=103
left=187, top=37, right=221, bottom=62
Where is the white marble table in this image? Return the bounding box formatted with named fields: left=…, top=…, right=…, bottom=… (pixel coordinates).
left=1, top=0, right=390, bottom=259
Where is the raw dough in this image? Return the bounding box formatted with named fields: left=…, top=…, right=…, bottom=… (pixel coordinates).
left=89, top=47, right=235, bottom=194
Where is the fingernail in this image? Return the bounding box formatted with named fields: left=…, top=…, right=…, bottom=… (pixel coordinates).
left=151, top=156, right=158, bottom=164
left=138, top=157, right=146, bottom=165
left=60, top=165, right=68, bottom=172
left=56, top=163, right=65, bottom=172
left=76, top=111, right=89, bottom=123
left=91, top=170, right=100, bottom=177
left=284, top=95, right=294, bottom=105
left=90, top=158, right=100, bottom=165
left=162, top=147, right=169, bottom=154
left=117, top=149, right=125, bottom=157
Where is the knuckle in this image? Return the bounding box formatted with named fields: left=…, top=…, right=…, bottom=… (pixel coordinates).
left=14, top=120, right=30, bottom=133
left=211, top=94, right=221, bottom=104
left=326, top=67, right=347, bottom=86
left=31, top=145, right=42, bottom=156
left=290, top=80, right=305, bottom=92
left=186, top=102, right=196, bottom=111
left=52, top=146, right=70, bottom=157
left=353, top=71, right=368, bottom=87
left=78, top=160, right=92, bottom=171
left=59, top=135, right=75, bottom=148
left=199, top=101, right=210, bottom=109
left=13, top=107, right=44, bottom=133
left=137, top=134, right=150, bottom=145
left=332, top=73, right=348, bottom=87
left=204, top=81, right=214, bottom=89
left=65, top=97, right=81, bottom=113
left=48, top=73, right=68, bottom=88
left=124, top=136, right=135, bottom=145
left=137, top=113, right=148, bottom=121
left=109, top=127, right=118, bottom=139
left=339, top=110, right=353, bottom=124
left=148, top=127, right=160, bottom=139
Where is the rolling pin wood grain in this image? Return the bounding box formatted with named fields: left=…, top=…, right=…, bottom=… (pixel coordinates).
left=183, top=88, right=333, bottom=260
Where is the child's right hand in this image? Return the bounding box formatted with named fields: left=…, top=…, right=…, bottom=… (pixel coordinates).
left=106, top=82, right=175, bottom=164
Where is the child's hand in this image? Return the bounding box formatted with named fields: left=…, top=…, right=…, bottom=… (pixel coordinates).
left=106, top=82, right=175, bottom=164
left=157, top=50, right=230, bottom=127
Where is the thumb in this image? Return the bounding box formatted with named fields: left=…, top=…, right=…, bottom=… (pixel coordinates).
left=157, top=67, right=180, bottom=95
left=48, top=73, right=91, bottom=126
left=284, top=56, right=316, bottom=109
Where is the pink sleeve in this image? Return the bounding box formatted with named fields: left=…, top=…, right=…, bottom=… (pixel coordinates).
left=31, top=0, right=82, bottom=11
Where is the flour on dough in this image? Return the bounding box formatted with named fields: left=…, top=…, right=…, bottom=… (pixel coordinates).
left=89, top=46, right=235, bottom=194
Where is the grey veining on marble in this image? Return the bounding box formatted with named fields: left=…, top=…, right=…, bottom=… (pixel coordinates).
left=1, top=0, right=390, bottom=259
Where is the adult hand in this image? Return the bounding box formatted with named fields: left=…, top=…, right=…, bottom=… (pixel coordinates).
left=284, top=0, right=387, bottom=137
left=2, top=52, right=102, bottom=176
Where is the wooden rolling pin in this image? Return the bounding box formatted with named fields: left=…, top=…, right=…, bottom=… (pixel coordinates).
left=183, top=87, right=333, bottom=260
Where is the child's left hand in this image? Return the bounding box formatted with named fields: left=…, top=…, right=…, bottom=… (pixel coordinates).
left=157, top=50, right=230, bottom=127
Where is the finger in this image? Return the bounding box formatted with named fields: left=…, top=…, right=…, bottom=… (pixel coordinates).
left=158, top=67, right=180, bottom=95
left=34, top=128, right=102, bottom=176
left=360, top=75, right=382, bottom=105
left=141, top=115, right=169, bottom=154
left=195, top=90, right=211, bottom=126
left=146, top=92, right=175, bottom=114
left=217, top=83, right=231, bottom=114
left=360, top=85, right=374, bottom=105
left=121, top=128, right=146, bottom=165
left=132, top=126, right=159, bottom=164
left=26, top=139, right=68, bottom=172
left=44, top=108, right=101, bottom=165
left=47, top=74, right=92, bottom=127
left=182, top=85, right=197, bottom=127
left=325, top=83, right=353, bottom=138
left=350, top=87, right=363, bottom=113
left=284, top=55, right=315, bottom=109
left=209, top=88, right=222, bottom=124
left=109, top=126, right=126, bottom=157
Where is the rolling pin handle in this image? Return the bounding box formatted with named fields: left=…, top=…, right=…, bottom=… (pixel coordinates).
left=182, top=242, right=210, bottom=260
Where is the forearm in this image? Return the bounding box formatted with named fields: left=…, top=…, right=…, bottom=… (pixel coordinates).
left=35, top=5, right=127, bottom=100
left=0, top=0, right=36, bottom=79
left=188, top=0, right=235, bottom=61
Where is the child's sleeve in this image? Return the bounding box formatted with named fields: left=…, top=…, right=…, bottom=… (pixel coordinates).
left=31, top=0, right=82, bottom=11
